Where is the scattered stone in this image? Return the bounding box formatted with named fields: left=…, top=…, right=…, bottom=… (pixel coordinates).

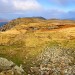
left=30, top=47, right=75, bottom=75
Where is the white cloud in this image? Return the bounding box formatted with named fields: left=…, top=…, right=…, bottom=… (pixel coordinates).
left=1, top=0, right=42, bottom=12
left=13, top=0, right=42, bottom=11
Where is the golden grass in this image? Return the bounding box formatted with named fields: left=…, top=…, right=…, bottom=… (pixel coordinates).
left=0, top=20, right=75, bottom=70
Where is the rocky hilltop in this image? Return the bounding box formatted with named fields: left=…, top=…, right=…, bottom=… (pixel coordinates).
left=0, top=17, right=45, bottom=31
left=1, top=17, right=75, bottom=32
left=0, top=17, right=75, bottom=75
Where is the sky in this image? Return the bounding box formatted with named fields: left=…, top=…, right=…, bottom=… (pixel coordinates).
left=0, top=0, right=75, bottom=20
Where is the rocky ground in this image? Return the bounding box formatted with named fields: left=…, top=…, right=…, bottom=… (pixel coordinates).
left=0, top=18, right=75, bottom=75
left=0, top=57, right=24, bottom=75
left=29, top=46, right=75, bottom=75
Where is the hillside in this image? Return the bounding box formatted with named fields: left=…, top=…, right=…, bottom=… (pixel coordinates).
left=0, top=17, right=46, bottom=31
left=1, top=17, right=75, bottom=32
left=0, top=17, right=75, bottom=75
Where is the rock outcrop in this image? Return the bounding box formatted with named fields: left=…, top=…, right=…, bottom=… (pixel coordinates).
left=0, top=57, right=24, bottom=75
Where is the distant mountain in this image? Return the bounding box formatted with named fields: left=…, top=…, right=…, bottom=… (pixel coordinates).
left=32, top=17, right=46, bottom=20
left=0, top=18, right=8, bottom=22
left=22, top=17, right=46, bottom=20
left=0, top=18, right=8, bottom=27
left=67, top=18, right=75, bottom=20
left=0, top=22, right=8, bottom=27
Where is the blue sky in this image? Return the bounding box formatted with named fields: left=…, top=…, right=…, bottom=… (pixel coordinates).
left=0, top=0, right=75, bottom=20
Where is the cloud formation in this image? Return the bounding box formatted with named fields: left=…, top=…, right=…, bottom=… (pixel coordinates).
left=0, top=0, right=42, bottom=13
left=13, top=0, right=42, bottom=11
left=0, top=0, right=75, bottom=19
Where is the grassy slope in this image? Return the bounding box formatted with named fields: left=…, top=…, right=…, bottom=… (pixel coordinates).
left=0, top=19, right=75, bottom=74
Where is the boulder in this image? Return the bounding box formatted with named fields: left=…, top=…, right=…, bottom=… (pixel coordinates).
left=0, top=57, right=25, bottom=75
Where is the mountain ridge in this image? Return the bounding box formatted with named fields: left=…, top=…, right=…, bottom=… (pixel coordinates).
left=0, top=17, right=75, bottom=32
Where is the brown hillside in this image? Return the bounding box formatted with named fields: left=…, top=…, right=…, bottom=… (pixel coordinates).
left=1, top=18, right=75, bottom=32
left=0, top=17, right=46, bottom=31
left=0, top=18, right=75, bottom=75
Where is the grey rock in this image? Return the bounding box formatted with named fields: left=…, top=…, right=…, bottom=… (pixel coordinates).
left=0, top=57, right=15, bottom=71
left=0, top=57, right=25, bottom=75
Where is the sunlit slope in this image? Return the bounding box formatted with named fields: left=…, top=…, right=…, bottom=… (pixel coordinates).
left=0, top=24, right=75, bottom=46
left=0, top=17, right=46, bottom=31
left=0, top=18, right=75, bottom=74
left=0, top=25, right=75, bottom=58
